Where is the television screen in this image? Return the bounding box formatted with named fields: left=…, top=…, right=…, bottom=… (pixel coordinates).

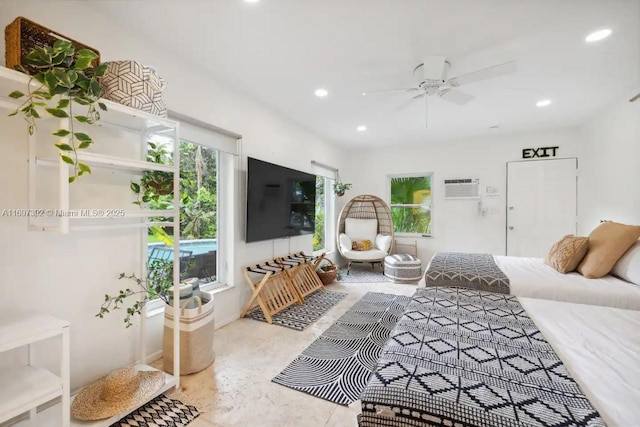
left=246, top=157, right=316, bottom=243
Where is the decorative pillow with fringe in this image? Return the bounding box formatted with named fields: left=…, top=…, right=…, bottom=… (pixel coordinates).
left=352, top=240, right=373, bottom=251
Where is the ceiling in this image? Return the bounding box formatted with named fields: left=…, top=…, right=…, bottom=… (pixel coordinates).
left=94, top=0, right=640, bottom=148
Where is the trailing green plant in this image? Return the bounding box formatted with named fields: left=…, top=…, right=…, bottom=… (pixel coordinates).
left=334, top=182, right=352, bottom=196
left=8, top=40, right=108, bottom=183
left=96, top=258, right=174, bottom=328
left=131, top=140, right=174, bottom=207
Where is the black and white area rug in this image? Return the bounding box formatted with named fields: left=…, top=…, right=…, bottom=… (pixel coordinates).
left=272, top=292, right=411, bottom=405
left=338, top=264, right=390, bottom=283
left=246, top=290, right=347, bottom=331
left=110, top=394, right=199, bottom=427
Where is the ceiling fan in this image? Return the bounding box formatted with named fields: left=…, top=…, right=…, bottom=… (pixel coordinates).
left=363, top=56, right=517, bottom=127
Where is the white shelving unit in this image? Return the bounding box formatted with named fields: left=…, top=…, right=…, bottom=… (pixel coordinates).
left=0, top=65, right=182, bottom=425
left=0, top=312, right=70, bottom=426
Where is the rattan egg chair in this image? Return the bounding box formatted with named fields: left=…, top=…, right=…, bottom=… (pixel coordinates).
left=336, top=194, right=394, bottom=274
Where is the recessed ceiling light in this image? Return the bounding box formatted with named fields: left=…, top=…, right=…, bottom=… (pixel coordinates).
left=244, top=0, right=260, bottom=3
left=357, top=125, right=367, bottom=132
left=314, top=88, right=328, bottom=98
left=536, top=99, right=552, bottom=107
left=585, top=28, right=612, bottom=43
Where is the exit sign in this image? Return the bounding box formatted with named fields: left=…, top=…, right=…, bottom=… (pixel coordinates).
left=522, top=146, right=559, bottom=159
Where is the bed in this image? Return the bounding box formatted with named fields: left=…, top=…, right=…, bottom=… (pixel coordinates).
left=359, top=286, right=640, bottom=427
left=423, top=252, right=640, bottom=310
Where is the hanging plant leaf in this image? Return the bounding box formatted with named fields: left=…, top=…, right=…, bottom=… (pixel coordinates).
left=8, top=90, right=24, bottom=99
left=46, top=108, right=69, bottom=118
left=61, top=155, right=75, bottom=165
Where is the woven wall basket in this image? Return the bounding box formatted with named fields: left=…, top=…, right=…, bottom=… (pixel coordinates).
left=100, top=60, right=167, bottom=117
left=5, top=16, right=100, bottom=75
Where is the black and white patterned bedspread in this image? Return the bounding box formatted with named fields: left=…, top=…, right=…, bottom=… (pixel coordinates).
left=359, top=287, right=605, bottom=427
left=424, top=252, right=510, bottom=294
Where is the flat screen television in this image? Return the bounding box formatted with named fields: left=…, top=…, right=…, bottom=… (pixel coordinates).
left=246, top=157, right=316, bottom=243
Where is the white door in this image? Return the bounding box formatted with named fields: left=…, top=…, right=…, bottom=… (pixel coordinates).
left=506, top=158, right=577, bottom=257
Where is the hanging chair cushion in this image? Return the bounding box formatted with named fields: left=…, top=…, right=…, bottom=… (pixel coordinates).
left=341, top=248, right=389, bottom=261
left=345, top=218, right=378, bottom=243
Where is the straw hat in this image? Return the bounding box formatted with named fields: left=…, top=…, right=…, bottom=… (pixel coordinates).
left=71, top=367, right=165, bottom=420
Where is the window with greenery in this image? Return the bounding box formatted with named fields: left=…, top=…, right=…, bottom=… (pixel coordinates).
left=147, top=140, right=219, bottom=287
left=389, top=174, right=432, bottom=235
left=313, top=175, right=326, bottom=252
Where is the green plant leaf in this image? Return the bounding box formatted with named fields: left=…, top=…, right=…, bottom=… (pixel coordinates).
left=77, top=49, right=99, bottom=59
left=51, top=85, right=68, bottom=96
left=95, top=63, right=109, bottom=77
left=98, top=102, right=107, bottom=111
left=130, top=182, right=141, bottom=193
left=8, top=90, right=24, bottom=99
left=24, top=50, right=49, bottom=67
left=88, top=80, right=101, bottom=97
left=74, top=115, right=90, bottom=123
left=78, top=163, right=92, bottom=173
left=52, top=129, right=71, bottom=137
left=28, top=125, right=35, bottom=135
left=68, top=176, right=76, bottom=183
left=54, top=143, right=73, bottom=151
left=29, top=107, right=40, bottom=119
left=57, top=99, right=70, bottom=108
left=44, top=70, right=59, bottom=92
left=67, top=70, right=78, bottom=84
left=53, top=68, right=72, bottom=87
left=74, top=132, right=92, bottom=142
left=61, top=155, right=75, bottom=165
left=74, top=56, right=93, bottom=70
left=8, top=111, right=18, bottom=117
left=78, top=141, right=91, bottom=149
left=46, top=108, right=69, bottom=118
left=50, top=51, right=67, bottom=66
left=53, top=39, right=72, bottom=51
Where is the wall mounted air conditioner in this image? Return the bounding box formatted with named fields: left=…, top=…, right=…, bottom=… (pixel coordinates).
left=444, top=178, right=480, bottom=199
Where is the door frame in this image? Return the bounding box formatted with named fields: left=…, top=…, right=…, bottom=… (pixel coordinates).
left=505, top=157, right=578, bottom=256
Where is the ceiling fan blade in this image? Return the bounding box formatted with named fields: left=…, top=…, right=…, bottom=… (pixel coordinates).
left=422, top=56, right=447, bottom=81
left=362, top=88, right=421, bottom=96
left=439, top=88, right=476, bottom=105
left=447, top=60, right=516, bottom=87
left=392, top=93, right=425, bottom=114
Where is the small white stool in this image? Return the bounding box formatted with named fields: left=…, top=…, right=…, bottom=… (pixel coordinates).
left=384, top=254, right=422, bottom=283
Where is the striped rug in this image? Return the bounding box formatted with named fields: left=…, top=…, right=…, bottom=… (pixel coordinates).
left=272, top=292, right=411, bottom=405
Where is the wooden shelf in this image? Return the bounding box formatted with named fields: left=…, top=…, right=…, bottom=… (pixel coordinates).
left=69, top=365, right=176, bottom=427
left=36, top=152, right=175, bottom=174
left=0, top=366, right=63, bottom=423
left=0, top=312, right=69, bottom=353
left=0, top=66, right=177, bottom=132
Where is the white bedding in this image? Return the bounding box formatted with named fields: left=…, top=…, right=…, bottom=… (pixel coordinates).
left=522, top=298, right=640, bottom=427
left=495, top=255, right=640, bottom=310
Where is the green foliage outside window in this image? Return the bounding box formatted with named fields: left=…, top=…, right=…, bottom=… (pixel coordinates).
left=313, top=175, right=325, bottom=251
left=390, top=175, right=432, bottom=234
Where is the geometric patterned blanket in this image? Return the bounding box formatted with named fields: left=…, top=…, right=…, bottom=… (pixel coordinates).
left=359, top=287, right=605, bottom=427
left=424, top=252, right=510, bottom=294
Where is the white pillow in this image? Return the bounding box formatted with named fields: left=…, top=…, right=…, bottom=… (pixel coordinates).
left=611, top=240, right=640, bottom=285
left=338, top=233, right=352, bottom=252
left=344, top=218, right=378, bottom=243
left=375, top=234, right=392, bottom=253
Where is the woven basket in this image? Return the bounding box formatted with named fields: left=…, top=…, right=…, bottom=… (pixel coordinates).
left=5, top=16, right=100, bottom=75
left=316, top=259, right=338, bottom=285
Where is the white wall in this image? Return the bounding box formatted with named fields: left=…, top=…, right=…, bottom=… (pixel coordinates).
left=0, top=1, right=346, bottom=390
left=346, top=128, right=580, bottom=262
left=577, top=99, right=640, bottom=234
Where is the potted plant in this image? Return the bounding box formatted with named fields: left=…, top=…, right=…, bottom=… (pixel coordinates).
left=96, top=258, right=179, bottom=328
left=334, top=182, right=352, bottom=197
left=8, top=40, right=108, bottom=183
left=131, top=140, right=174, bottom=207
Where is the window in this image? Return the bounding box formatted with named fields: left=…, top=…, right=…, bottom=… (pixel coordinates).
left=147, top=140, right=220, bottom=289
left=313, top=175, right=335, bottom=253
left=389, top=174, right=433, bottom=236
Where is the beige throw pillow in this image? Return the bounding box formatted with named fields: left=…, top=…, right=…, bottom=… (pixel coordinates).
left=545, top=235, right=589, bottom=274
left=577, top=222, right=640, bottom=279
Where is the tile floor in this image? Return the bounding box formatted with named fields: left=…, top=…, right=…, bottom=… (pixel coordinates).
left=167, top=280, right=418, bottom=427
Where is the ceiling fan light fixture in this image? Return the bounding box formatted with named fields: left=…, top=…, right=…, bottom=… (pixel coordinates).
left=585, top=28, right=612, bottom=43
left=536, top=99, right=552, bottom=107
left=314, top=88, right=328, bottom=98
left=357, top=125, right=367, bottom=132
